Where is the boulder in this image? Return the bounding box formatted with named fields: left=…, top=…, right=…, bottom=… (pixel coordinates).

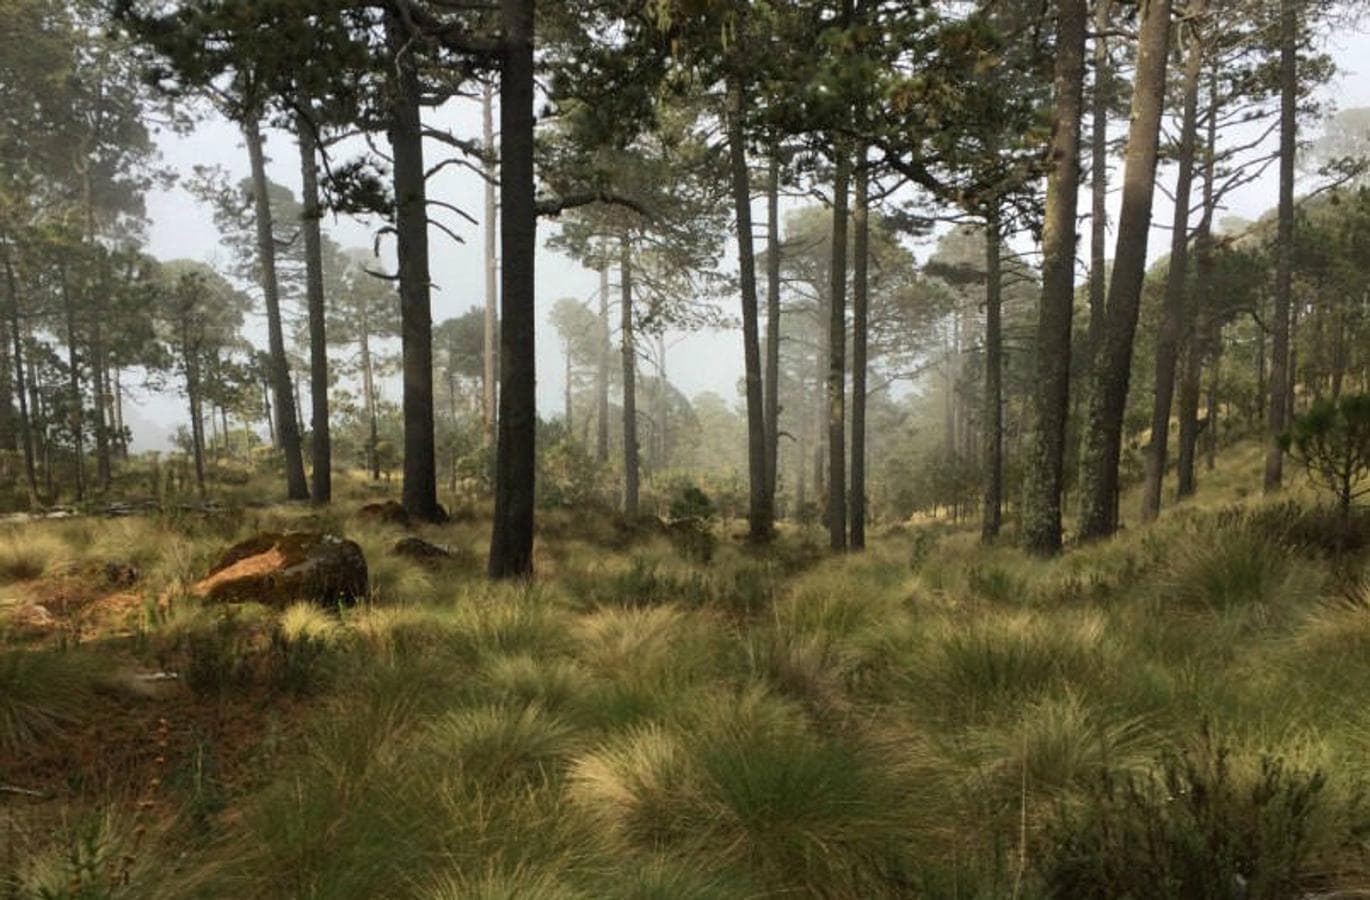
left=358, top=500, right=410, bottom=527
left=193, top=532, right=367, bottom=608
left=391, top=536, right=456, bottom=567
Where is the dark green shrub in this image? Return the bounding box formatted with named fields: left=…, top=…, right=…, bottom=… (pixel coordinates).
left=1037, top=736, right=1344, bottom=899
left=1282, top=393, right=1370, bottom=532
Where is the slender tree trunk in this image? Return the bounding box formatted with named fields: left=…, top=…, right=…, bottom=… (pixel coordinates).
left=92, top=319, right=111, bottom=492
left=1141, top=3, right=1204, bottom=522
left=3, top=249, right=38, bottom=507
left=59, top=263, right=86, bottom=502
left=982, top=211, right=1004, bottom=542
left=1087, top=0, right=1112, bottom=363
left=596, top=261, right=611, bottom=464
left=1077, top=0, right=1173, bottom=541
left=386, top=13, right=442, bottom=521
left=183, top=332, right=206, bottom=496
left=726, top=74, right=772, bottom=542
left=1204, top=342, right=1220, bottom=471
left=113, top=367, right=127, bottom=459
left=244, top=116, right=309, bottom=500
left=826, top=145, right=850, bottom=552
left=620, top=240, right=640, bottom=518
left=1265, top=0, right=1297, bottom=492
left=1286, top=300, right=1299, bottom=423
left=483, top=81, right=499, bottom=452
left=851, top=156, right=870, bottom=549
left=356, top=324, right=377, bottom=482
left=1177, top=62, right=1220, bottom=498
left=489, top=0, right=537, bottom=578
left=1022, top=0, right=1089, bottom=555
left=0, top=311, right=12, bottom=457
left=765, top=148, right=782, bottom=513
left=297, top=101, right=332, bottom=505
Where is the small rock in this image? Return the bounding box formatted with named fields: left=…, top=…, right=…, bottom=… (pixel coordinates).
left=193, top=531, right=368, bottom=609
left=359, top=500, right=410, bottom=527
left=3, top=602, right=56, bottom=637
left=391, top=536, right=455, bottom=567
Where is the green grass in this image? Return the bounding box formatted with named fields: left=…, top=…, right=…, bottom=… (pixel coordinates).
left=7, top=445, right=1370, bottom=897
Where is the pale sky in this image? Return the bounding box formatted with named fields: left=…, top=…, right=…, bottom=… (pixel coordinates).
left=127, top=24, right=1370, bottom=450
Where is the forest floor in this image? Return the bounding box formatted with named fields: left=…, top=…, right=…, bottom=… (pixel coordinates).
left=3, top=441, right=1370, bottom=899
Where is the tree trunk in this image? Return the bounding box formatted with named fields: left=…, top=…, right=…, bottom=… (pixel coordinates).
left=1264, top=0, right=1297, bottom=492
left=1204, top=342, right=1220, bottom=471
left=483, top=81, right=499, bottom=452
left=1140, top=1, right=1204, bottom=523
left=725, top=74, right=773, bottom=542
left=826, top=145, right=850, bottom=552
left=564, top=339, right=574, bottom=431
left=489, top=0, right=537, bottom=578
left=59, top=263, right=86, bottom=502
left=360, top=313, right=380, bottom=481
left=1177, top=61, right=1220, bottom=498
left=765, top=148, right=782, bottom=513
left=183, top=330, right=206, bottom=496
left=620, top=239, right=640, bottom=518
left=3, top=248, right=38, bottom=507
left=386, top=13, right=442, bottom=521
left=297, top=101, right=332, bottom=505
left=1087, top=0, right=1112, bottom=364
left=1077, top=0, right=1173, bottom=542
left=244, top=116, right=309, bottom=501
left=982, top=211, right=1004, bottom=542
left=1021, top=0, right=1089, bottom=555
left=851, top=156, right=870, bottom=549
left=596, top=260, right=610, bottom=465
left=113, top=366, right=127, bottom=460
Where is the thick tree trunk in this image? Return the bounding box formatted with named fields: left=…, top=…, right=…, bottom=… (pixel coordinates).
left=386, top=13, right=442, bottom=521
left=244, top=116, right=309, bottom=501
left=297, top=102, right=332, bottom=505
left=826, top=145, right=850, bottom=552
left=1087, top=0, right=1112, bottom=363
left=1265, top=0, right=1297, bottom=492
left=3, top=250, right=38, bottom=507
left=489, top=0, right=537, bottom=578
left=1140, top=3, right=1204, bottom=523
left=483, top=81, right=499, bottom=452
left=620, top=240, right=640, bottom=518
left=596, top=261, right=610, bottom=465
left=1077, top=0, right=1173, bottom=542
left=1021, top=0, right=1089, bottom=555
left=982, top=211, right=1004, bottom=542
left=851, top=157, right=870, bottom=549
left=725, top=74, right=773, bottom=542
left=765, top=148, right=782, bottom=512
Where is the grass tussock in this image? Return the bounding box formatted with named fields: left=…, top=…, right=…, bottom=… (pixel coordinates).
left=8, top=442, right=1370, bottom=896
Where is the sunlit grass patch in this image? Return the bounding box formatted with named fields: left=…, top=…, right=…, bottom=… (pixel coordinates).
left=425, top=703, right=579, bottom=788
left=570, top=686, right=917, bottom=895
left=0, top=526, right=70, bottom=583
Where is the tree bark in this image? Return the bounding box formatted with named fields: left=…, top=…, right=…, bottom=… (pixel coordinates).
left=483, top=81, right=499, bottom=452
left=3, top=248, right=38, bottom=507
left=59, top=262, right=86, bottom=502
left=620, top=239, right=640, bottom=518
left=982, top=211, right=1004, bottom=542
left=244, top=116, right=309, bottom=501
left=297, top=101, right=332, bottom=505
left=1140, top=1, right=1204, bottom=523
left=850, top=155, right=870, bottom=549
left=359, top=307, right=380, bottom=481
left=1087, top=0, right=1112, bottom=364
left=596, top=259, right=610, bottom=465
left=826, top=145, right=850, bottom=552
left=489, top=0, right=537, bottom=578
left=725, top=74, right=773, bottom=542
left=1077, top=0, right=1173, bottom=541
left=1264, top=0, right=1296, bottom=492
left=182, top=322, right=206, bottom=496
left=386, top=12, right=442, bottom=521
left=765, top=148, right=782, bottom=513
left=1021, top=0, right=1089, bottom=555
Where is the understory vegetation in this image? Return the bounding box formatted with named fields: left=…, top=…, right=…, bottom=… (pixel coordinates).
left=3, top=444, right=1370, bottom=899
